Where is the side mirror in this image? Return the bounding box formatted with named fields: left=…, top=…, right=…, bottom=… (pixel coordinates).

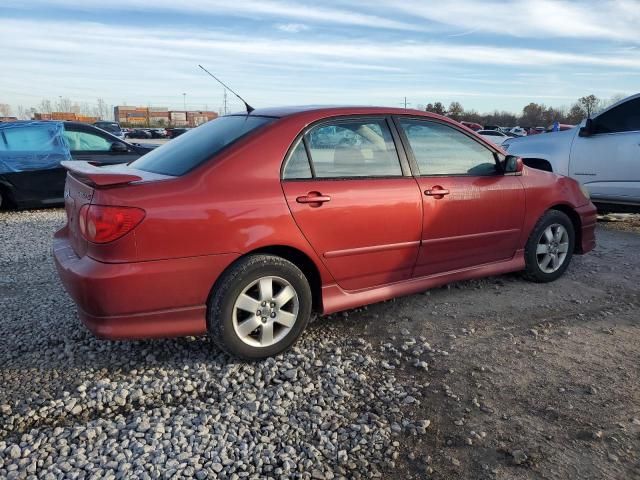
left=579, top=118, right=594, bottom=137
left=504, top=155, right=523, bottom=175
left=110, top=142, right=128, bottom=153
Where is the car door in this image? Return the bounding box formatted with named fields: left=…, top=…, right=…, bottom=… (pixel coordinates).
left=0, top=122, right=69, bottom=205
left=395, top=117, right=525, bottom=278
left=281, top=116, right=423, bottom=291
left=569, top=97, right=640, bottom=205
left=63, top=124, right=140, bottom=165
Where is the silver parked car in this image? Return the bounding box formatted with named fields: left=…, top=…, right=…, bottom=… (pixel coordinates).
left=503, top=93, right=640, bottom=212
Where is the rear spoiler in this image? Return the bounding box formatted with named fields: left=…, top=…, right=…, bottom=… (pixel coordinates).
left=61, top=161, right=142, bottom=187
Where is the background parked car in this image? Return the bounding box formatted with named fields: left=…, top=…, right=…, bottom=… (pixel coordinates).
left=509, top=127, right=528, bottom=137
left=503, top=93, right=640, bottom=211
left=127, top=128, right=153, bottom=139
left=0, top=121, right=157, bottom=209
left=476, top=129, right=511, bottom=146
left=149, top=128, right=167, bottom=138
left=166, top=127, right=190, bottom=139
left=93, top=121, right=124, bottom=139
left=460, top=121, right=483, bottom=131
left=545, top=123, right=575, bottom=132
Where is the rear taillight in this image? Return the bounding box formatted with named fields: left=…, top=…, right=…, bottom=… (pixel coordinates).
left=79, top=205, right=146, bottom=243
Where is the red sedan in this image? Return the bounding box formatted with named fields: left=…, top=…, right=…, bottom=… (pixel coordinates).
left=53, top=106, right=596, bottom=359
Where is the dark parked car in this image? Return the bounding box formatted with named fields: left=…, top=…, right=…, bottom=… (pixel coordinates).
left=0, top=121, right=156, bottom=209
left=127, top=129, right=153, bottom=139
left=148, top=128, right=167, bottom=139
left=93, top=121, right=124, bottom=139
left=166, top=128, right=189, bottom=139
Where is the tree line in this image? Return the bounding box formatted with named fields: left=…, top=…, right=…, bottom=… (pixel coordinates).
left=0, top=98, right=114, bottom=121
left=421, top=94, right=626, bottom=128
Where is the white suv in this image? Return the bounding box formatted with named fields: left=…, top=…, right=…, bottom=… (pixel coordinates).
left=503, top=93, right=640, bottom=212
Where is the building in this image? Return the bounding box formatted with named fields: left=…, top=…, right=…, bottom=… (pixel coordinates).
left=187, top=110, right=218, bottom=127
left=33, top=112, right=99, bottom=123
left=114, top=106, right=218, bottom=127
left=113, top=106, right=149, bottom=125
left=0, top=116, right=18, bottom=122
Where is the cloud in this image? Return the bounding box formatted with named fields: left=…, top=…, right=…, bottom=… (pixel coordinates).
left=276, top=23, right=310, bottom=33
left=0, top=16, right=638, bottom=112
left=389, top=0, right=640, bottom=43
left=7, top=0, right=420, bottom=31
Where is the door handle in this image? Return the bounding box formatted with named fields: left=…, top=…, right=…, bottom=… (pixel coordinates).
left=296, top=193, right=331, bottom=204
left=424, top=187, right=450, bottom=198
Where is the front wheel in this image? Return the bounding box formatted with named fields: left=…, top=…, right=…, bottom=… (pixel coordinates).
left=208, top=254, right=312, bottom=360
left=523, top=210, right=575, bottom=283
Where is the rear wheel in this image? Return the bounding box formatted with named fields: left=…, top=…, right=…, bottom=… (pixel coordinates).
left=523, top=210, right=575, bottom=283
left=208, top=254, right=312, bottom=360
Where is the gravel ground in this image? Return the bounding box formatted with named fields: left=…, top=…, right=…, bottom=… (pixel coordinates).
left=0, top=209, right=639, bottom=479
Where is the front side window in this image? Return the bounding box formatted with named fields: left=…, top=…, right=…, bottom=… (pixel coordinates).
left=63, top=130, right=112, bottom=151
left=594, top=98, right=640, bottom=134
left=304, top=119, right=402, bottom=178
left=399, top=119, right=498, bottom=176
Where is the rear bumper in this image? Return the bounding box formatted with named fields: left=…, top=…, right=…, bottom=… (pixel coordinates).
left=576, top=202, right=597, bottom=254
left=53, top=235, right=239, bottom=340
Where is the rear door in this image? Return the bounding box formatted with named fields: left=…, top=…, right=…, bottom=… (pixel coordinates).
left=281, top=116, right=423, bottom=291
left=570, top=97, right=640, bottom=205
left=395, top=117, right=525, bottom=277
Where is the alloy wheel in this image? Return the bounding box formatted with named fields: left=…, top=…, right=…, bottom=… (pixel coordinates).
left=536, top=223, right=570, bottom=273
left=232, top=276, right=299, bottom=348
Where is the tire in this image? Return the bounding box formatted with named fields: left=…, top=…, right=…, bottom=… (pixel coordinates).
left=523, top=210, right=575, bottom=283
left=207, top=254, right=312, bottom=360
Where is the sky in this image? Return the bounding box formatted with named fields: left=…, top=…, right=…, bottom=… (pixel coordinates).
left=1, top=0, right=639, bottom=115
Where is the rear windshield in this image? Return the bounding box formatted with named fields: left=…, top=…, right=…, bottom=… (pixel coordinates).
left=130, top=115, right=275, bottom=176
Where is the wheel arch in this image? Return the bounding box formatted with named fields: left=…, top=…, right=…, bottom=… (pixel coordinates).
left=213, top=245, right=324, bottom=313
left=548, top=204, right=582, bottom=253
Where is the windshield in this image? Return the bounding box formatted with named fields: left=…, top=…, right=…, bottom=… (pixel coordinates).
left=130, top=115, right=275, bottom=176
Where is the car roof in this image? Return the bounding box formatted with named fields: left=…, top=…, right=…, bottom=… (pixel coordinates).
left=232, top=105, right=447, bottom=120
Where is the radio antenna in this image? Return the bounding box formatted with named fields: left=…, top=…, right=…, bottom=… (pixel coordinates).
left=198, top=64, right=254, bottom=114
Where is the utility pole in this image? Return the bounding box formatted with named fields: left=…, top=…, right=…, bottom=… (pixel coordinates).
left=223, top=90, right=228, bottom=115
left=182, top=93, right=186, bottom=111
left=399, top=97, right=411, bottom=109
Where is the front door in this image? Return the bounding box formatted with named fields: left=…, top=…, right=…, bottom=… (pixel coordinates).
left=0, top=122, right=68, bottom=205
left=570, top=97, right=640, bottom=205
left=64, top=125, right=140, bottom=165
left=281, top=117, right=423, bottom=291
left=395, top=117, right=525, bottom=277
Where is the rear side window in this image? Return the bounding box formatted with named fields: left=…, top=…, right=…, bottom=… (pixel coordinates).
left=594, top=98, right=640, bottom=134
left=306, top=119, right=402, bottom=178
left=131, top=115, right=275, bottom=175
left=283, top=139, right=312, bottom=179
